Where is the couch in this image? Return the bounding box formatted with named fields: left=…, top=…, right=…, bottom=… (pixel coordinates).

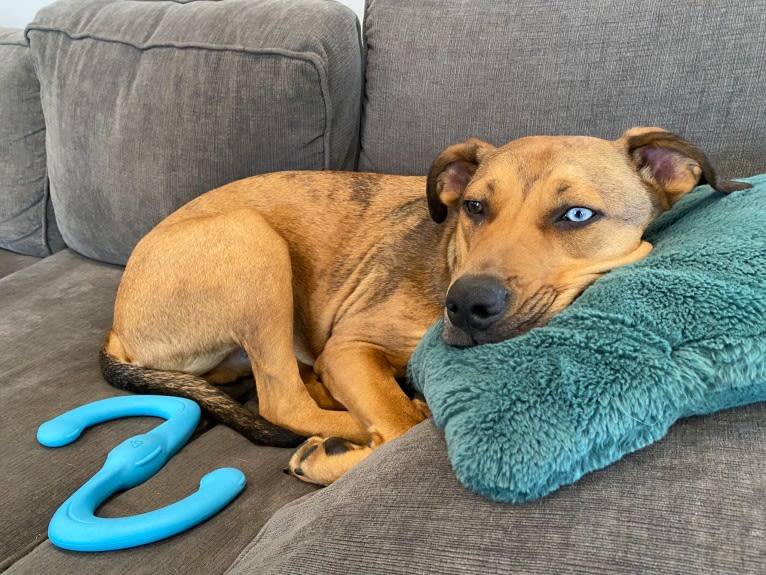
left=1, top=0, right=764, bottom=572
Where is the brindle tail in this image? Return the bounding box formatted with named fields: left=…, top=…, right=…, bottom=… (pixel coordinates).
left=99, top=349, right=304, bottom=448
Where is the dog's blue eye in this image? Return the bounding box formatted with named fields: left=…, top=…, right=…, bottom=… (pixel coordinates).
left=562, top=207, right=594, bottom=223
left=463, top=200, right=484, bottom=216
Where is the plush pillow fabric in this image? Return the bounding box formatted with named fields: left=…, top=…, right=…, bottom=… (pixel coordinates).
left=409, top=175, right=766, bottom=503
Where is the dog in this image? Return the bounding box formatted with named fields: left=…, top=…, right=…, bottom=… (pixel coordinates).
left=101, top=127, right=749, bottom=485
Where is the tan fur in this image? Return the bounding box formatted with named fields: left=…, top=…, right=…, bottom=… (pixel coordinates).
left=104, top=128, right=747, bottom=484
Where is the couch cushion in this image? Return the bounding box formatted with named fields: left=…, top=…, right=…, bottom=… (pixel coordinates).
left=0, top=28, right=64, bottom=257
left=0, top=250, right=316, bottom=572
left=232, top=415, right=766, bottom=574
left=0, top=248, right=40, bottom=279
left=360, top=0, right=766, bottom=177
left=26, top=0, right=362, bottom=264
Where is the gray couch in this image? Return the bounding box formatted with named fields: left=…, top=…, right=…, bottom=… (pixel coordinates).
left=1, top=0, right=765, bottom=572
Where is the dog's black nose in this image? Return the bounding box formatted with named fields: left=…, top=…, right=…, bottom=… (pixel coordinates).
left=445, top=275, right=509, bottom=333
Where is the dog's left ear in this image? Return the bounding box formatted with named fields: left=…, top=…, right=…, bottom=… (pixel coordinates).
left=619, top=127, right=751, bottom=211
left=426, top=138, right=496, bottom=223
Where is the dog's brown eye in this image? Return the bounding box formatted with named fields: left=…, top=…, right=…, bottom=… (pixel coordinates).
left=463, top=200, right=485, bottom=216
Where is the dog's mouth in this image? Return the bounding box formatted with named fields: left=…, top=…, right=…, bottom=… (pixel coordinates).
left=440, top=314, right=542, bottom=348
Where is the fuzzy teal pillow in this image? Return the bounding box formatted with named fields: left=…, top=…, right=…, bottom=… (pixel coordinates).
left=409, top=175, right=766, bottom=503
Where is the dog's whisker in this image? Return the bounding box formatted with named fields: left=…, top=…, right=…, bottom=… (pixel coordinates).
left=510, top=287, right=559, bottom=336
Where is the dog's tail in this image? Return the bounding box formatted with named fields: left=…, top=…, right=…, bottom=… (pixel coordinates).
left=99, top=348, right=304, bottom=448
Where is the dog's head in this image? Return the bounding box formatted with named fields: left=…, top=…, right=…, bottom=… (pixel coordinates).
left=427, top=127, right=751, bottom=347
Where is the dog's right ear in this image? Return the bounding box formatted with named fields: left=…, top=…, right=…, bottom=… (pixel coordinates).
left=426, top=138, right=496, bottom=223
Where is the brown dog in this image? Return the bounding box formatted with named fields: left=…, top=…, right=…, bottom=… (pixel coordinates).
left=101, top=127, right=749, bottom=484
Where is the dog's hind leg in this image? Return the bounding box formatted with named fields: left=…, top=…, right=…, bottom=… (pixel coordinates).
left=202, top=348, right=252, bottom=385
left=107, top=207, right=368, bottom=446
left=232, top=212, right=370, bottom=444
left=299, top=363, right=346, bottom=410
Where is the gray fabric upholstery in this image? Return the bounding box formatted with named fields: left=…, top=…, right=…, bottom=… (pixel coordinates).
left=0, top=248, right=40, bottom=279
left=26, top=0, right=362, bottom=264
left=0, top=250, right=316, bottom=572
left=0, top=28, right=64, bottom=257
left=232, top=415, right=766, bottom=574
left=360, top=0, right=766, bottom=178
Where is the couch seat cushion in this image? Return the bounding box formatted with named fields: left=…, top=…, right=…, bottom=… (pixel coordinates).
left=233, top=413, right=766, bottom=574
left=0, top=250, right=316, bottom=572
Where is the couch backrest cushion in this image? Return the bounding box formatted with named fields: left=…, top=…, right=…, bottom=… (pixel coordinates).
left=0, top=28, right=65, bottom=257
left=27, top=0, right=362, bottom=265
left=360, top=0, right=766, bottom=178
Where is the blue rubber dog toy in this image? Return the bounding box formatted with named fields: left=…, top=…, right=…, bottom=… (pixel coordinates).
left=37, top=395, right=246, bottom=552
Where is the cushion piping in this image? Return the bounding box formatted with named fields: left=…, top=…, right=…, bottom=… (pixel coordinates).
left=25, top=25, right=334, bottom=169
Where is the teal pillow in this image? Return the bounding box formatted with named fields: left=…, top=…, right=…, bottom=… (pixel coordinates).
left=409, top=175, right=766, bottom=503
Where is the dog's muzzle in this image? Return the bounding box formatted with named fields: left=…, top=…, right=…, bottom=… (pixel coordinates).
left=443, top=274, right=510, bottom=347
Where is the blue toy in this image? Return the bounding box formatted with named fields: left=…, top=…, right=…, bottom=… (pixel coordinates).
left=37, top=395, right=246, bottom=552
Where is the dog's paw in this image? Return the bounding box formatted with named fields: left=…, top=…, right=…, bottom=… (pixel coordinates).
left=412, top=397, right=431, bottom=420
left=286, top=436, right=371, bottom=485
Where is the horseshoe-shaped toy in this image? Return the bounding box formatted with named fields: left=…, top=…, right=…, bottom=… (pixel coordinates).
left=37, top=395, right=246, bottom=552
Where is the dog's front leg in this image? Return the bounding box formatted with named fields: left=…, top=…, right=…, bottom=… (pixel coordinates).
left=244, top=344, right=369, bottom=444
left=240, top=316, right=368, bottom=444
left=286, top=342, right=429, bottom=484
